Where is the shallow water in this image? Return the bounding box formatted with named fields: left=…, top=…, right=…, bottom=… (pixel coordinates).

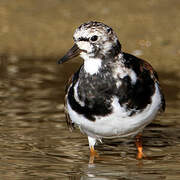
left=0, top=54, right=180, bottom=180
left=1, top=0, right=180, bottom=179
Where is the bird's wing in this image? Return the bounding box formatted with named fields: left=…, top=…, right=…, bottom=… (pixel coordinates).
left=140, top=59, right=166, bottom=113
left=64, top=74, right=75, bottom=131
left=64, top=66, right=82, bottom=131
left=122, top=53, right=165, bottom=113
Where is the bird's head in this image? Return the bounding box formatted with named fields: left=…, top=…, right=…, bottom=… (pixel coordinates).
left=58, top=21, right=121, bottom=64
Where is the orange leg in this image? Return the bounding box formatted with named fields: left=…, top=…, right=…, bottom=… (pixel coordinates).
left=88, top=137, right=99, bottom=164
left=135, top=133, right=145, bottom=159
left=89, top=146, right=98, bottom=164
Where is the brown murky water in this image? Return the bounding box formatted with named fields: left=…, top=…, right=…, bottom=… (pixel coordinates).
left=0, top=55, right=180, bottom=179
left=0, top=0, right=180, bottom=179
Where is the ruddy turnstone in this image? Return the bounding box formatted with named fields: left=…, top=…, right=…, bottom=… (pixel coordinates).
left=58, top=21, right=165, bottom=163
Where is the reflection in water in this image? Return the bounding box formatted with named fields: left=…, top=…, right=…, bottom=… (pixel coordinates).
left=0, top=55, right=180, bottom=179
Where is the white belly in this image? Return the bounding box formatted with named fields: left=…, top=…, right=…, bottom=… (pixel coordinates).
left=67, top=83, right=161, bottom=139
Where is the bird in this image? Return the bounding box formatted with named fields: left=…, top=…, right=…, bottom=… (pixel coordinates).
left=58, top=21, right=165, bottom=163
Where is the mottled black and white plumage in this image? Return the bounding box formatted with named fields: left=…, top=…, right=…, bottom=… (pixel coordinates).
left=58, top=21, right=165, bottom=153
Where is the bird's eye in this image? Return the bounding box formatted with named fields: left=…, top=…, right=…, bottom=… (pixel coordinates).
left=90, top=35, right=98, bottom=42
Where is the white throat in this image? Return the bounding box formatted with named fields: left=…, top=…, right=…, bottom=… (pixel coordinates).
left=80, top=52, right=102, bottom=75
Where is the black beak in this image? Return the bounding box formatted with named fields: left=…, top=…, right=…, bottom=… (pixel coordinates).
left=58, top=44, right=81, bottom=64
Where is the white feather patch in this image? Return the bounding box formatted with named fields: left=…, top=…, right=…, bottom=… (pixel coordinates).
left=112, top=61, right=137, bottom=84
left=74, top=81, right=85, bottom=107
left=88, top=136, right=96, bottom=148
left=76, top=41, right=93, bottom=53
left=129, top=70, right=137, bottom=84
left=102, top=41, right=112, bottom=54
left=80, top=52, right=102, bottom=75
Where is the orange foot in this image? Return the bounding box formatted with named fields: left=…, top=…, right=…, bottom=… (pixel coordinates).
left=135, top=133, right=146, bottom=159
left=89, top=146, right=99, bottom=164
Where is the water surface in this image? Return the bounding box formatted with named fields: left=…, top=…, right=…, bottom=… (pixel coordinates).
left=0, top=0, right=180, bottom=179
left=0, top=54, right=180, bottom=180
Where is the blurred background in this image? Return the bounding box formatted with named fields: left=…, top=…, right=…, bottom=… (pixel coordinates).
left=0, top=0, right=180, bottom=179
